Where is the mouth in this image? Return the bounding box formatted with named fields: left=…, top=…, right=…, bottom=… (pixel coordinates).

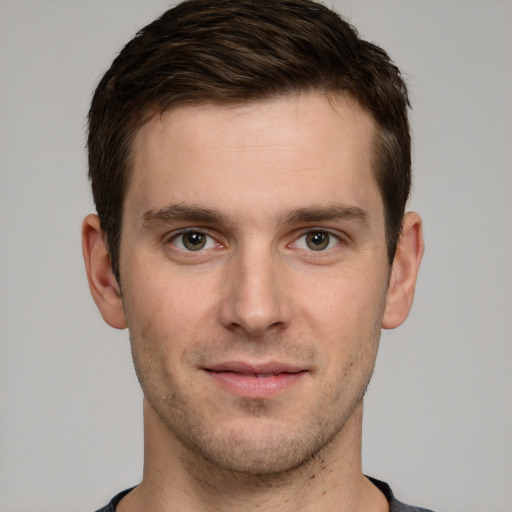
left=203, top=361, right=307, bottom=399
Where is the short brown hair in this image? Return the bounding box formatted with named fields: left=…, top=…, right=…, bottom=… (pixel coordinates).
left=88, top=0, right=411, bottom=282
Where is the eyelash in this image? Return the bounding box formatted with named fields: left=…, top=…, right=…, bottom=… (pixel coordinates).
left=292, top=230, right=341, bottom=252
left=167, top=230, right=220, bottom=252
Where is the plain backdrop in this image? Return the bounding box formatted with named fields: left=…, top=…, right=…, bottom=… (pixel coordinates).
left=1, top=1, right=511, bottom=511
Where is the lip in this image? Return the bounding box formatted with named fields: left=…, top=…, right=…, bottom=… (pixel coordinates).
left=204, top=361, right=307, bottom=399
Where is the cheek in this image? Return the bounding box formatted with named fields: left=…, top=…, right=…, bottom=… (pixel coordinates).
left=294, top=268, right=387, bottom=377
left=120, top=264, right=223, bottom=387
left=125, top=284, right=209, bottom=349
left=123, top=284, right=196, bottom=401
left=297, top=267, right=388, bottom=328
left=122, top=254, right=218, bottom=326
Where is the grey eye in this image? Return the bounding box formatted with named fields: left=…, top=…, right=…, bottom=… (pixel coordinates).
left=305, top=231, right=330, bottom=251
left=171, top=231, right=217, bottom=251
left=182, top=232, right=206, bottom=251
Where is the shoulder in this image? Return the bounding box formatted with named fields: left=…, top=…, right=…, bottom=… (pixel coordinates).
left=93, top=488, right=134, bottom=512
left=368, top=476, right=435, bottom=512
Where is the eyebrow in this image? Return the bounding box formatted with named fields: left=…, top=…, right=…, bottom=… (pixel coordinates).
left=283, top=205, right=369, bottom=225
left=142, top=203, right=228, bottom=226
left=141, top=203, right=369, bottom=227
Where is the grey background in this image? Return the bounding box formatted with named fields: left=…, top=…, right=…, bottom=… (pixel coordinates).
left=1, top=1, right=511, bottom=511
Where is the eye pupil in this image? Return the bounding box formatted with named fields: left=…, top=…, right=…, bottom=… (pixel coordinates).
left=306, top=231, right=329, bottom=251
left=183, top=232, right=206, bottom=251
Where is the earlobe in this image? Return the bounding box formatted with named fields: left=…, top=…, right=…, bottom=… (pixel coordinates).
left=82, top=214, right=127, bottom=329
left=382, top=212, right=424, bottom=330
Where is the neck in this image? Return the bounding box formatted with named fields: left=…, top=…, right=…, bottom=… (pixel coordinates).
left=118, top=399, right=388, bottom=512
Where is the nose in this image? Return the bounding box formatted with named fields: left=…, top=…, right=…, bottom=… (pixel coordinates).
left=219, top=245, right=289, bottom=337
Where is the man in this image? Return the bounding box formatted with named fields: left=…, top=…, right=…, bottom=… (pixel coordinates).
left=82, top=0, right=428, bottom=510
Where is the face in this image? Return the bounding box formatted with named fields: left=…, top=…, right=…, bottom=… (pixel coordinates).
left=118, top=94, right=391, bottom=474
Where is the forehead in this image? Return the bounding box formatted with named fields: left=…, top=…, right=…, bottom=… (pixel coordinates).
left=126, top=93, right=381, bottom=225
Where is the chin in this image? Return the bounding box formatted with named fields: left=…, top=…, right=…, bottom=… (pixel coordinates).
left=174, top=415, right=343, bottom=477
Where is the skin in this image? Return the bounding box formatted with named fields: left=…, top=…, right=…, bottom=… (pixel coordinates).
left=83, top=93, right=424, bottom=512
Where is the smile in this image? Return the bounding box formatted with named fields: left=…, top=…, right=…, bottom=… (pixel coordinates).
left=204, top=362, right=307, bottom=399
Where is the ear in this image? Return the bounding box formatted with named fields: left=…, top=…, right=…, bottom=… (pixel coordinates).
left=382, top=212, right=424, bottom=330
left=82, top=214, right=127, bottom=329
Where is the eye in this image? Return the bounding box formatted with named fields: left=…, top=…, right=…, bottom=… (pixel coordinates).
left=294, top=230, right=339, bottom=251
left=170, top=231, right=218, bottom=252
